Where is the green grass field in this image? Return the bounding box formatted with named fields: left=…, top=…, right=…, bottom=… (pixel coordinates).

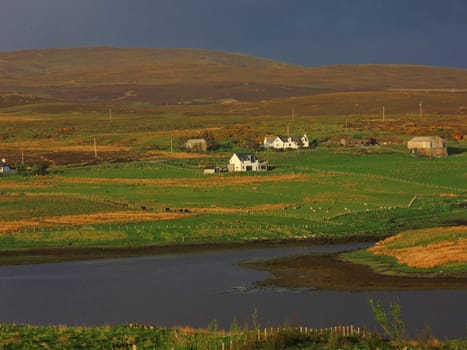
left=0, top=144, right=465, bottom=253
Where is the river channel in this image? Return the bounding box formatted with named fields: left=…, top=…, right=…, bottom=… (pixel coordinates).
left=0, top=243, right=466, bottom=338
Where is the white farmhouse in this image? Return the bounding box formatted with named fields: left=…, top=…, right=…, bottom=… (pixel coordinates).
left=228, top=153, right=268, bottom=172
left=265, top=134, right=309, bottom=150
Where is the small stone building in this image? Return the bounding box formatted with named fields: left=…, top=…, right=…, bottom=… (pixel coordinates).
left=203, top=166, right=223, bottom=175
left=407, top=136, right=448, bottom=157
left=340, top=138, right=366, bottom=147
left=185, top=138, right=207, bottom=152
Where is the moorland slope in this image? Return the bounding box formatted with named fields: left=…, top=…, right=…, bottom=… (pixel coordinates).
left=2, top=47, right=467, bottom=104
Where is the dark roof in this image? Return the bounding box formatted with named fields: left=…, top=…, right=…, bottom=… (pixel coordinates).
left=277, top=136, right=301, bottom=142
left=235, top=153, right=256, bottom=161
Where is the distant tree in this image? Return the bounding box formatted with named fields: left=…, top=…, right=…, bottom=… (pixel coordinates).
left=200, top=130, right=218, bottom=150
left=177, top=136, right=190, bottom=151
left=242, top=129, right=260, bottom=151
left=217, top=124, right=260, bottom=151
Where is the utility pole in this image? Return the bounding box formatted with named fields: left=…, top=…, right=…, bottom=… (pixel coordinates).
left=170, top=136, right=173, bottom=153
left=21, top=150, right=24, bottom=164
left=93, top=137, right=98, bottom=159
left=109, top=107, right=112, bottom=125
left=382, top=105, right=385, bottom=121
left=419, top=101, right=423, bottom=118
left=292, top=107, right=295, bottom=122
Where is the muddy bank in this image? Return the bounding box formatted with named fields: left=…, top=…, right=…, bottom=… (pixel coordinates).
left=0, top=235, right=379, bottom=266
left=243, top=253, right=467, bottom=291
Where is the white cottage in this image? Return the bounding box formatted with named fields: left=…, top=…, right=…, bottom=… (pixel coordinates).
left=264, top=134, right=309, bottom=150
left=228, top=153, right=268, bottom=172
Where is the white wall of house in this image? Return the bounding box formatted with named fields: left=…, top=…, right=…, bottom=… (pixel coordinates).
left=263, top=137, right=275, bottom=149
left=229, top=153, right=267, bottom=172
left=271, top=135, right=308, bottom=149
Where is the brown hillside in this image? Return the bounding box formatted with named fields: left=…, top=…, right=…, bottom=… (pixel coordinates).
left=1, top=47, right=467, bottom=104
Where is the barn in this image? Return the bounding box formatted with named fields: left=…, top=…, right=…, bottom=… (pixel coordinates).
left=407, top=136, right=448, bottom=157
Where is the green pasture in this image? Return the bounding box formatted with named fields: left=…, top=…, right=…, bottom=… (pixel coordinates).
left=0, top=145, right=465, bottom=251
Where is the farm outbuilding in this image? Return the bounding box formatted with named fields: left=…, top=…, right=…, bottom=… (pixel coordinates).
left=340, top=138, right=377, bottom=147
left=185, top=138, right=207, bottom=152
left=0, top=158, right=13, bottom=174
left=407, top=136, right=448, bottom=158
left=203, top=166, right=224, bottom=175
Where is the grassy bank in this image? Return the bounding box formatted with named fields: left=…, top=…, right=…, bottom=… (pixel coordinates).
left=0, top=322, right=465, bottom=350
left=341, top=226, right=467, bottom=277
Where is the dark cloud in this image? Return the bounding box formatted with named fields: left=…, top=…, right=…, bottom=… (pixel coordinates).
left=1, top=0, right=466, bottom=67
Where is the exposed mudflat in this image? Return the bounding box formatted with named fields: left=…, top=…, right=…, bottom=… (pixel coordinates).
left=243, top=253, right=467, bottom=291
left=0, top=236, right=370, bottom=266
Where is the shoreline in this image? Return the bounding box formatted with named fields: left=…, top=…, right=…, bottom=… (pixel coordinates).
left=243, top=252, right=467, bottom=291
left=0, top=235, right=379, bottom=266
left=2, top=234, right=466, bottom=291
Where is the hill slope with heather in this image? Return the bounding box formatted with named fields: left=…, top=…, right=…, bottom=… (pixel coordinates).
left=2, top=47, right=467, bottom=104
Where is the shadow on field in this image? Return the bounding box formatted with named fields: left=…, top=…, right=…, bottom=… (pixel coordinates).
left=447, top=147, right=467, bottom=155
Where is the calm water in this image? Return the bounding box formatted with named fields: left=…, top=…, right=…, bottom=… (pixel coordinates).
left=0, top=243, right=466, bottom=338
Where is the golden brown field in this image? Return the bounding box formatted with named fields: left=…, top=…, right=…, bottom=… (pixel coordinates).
left=369, top=226, right=467, bottom=268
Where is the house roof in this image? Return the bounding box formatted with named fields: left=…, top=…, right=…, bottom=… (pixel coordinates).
left=408, top=136, right=445, bottom=142
left=276, top=136, right=303, bottom=142
left=186, top=138, right=206, bottom=143
left=234, top=153, right=256, bottom=161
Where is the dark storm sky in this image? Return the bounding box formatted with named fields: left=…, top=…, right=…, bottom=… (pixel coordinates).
left=1, top=0, right=467, bottom=68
